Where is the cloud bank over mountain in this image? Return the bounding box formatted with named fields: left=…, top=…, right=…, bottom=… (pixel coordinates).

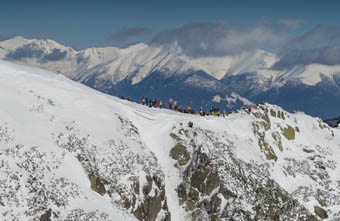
left=104, top=21, right=340, bottom=70
left=6, top=43, right=67, bottom=63
left=150, top=20, right=295, bottom=57
left=274, top=25, right=340, bottom=69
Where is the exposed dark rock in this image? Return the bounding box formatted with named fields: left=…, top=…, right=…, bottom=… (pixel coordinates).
left=219, top=186, right=237, bottom=200
left=270, top=109, right=277, bottom=117
left=40, top=208, right=52, bottom=221
left=142, top=176, right=153, bottom=196
left=89, top=174, right=106, bottom=196
left=272, top=132, right=283, bottom=152
left=253, top=122, right=278, bottom=161
left=170, top=143, right=190, bottom=167
left=314, top=206, right=328, bottom=219
left=169, top=132, right=180, bottom=141
left=191, top=170, right=207, bottom=192
left=133, top=180, right=140, bottom=195
left=152, top=175, right=163, bottom=189
left=127, top=175, right=169, bottom=221
left=177, top=183, right=187, bottom=201
left=206, top=172, right=220, bottom=195
left=210, top=194, right=222, bottom=214
left=282, top=125, right=295, bottom=140
left=188, top=187, right=199, bottom=201
left=303, top=148, right=314, bottom=153
left=133, top=190, right=164, bottom=221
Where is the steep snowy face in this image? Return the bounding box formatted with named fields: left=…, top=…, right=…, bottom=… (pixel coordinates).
left=1, top=60, right=340, bottom=220
left=0, top=60, right=169, bottom=220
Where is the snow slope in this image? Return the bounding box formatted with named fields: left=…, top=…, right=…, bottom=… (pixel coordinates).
left=1, top=60, right=340, bottom=220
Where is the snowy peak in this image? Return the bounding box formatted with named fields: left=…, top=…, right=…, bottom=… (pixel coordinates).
left=0, top=36, right=277, bottom=84
left=2, top=36, right=340, bottom=88
left=0, top=36, right=74, bottom=54
left=0, top=36, right=30, bottom=50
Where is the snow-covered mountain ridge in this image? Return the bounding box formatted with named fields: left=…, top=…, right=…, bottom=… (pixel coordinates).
left=1, top=37, right=340, bottom=119
left=1, top=60, right=340, bottom=220
left=2, top=36, right=340, bottom=87
left=0, top=36, right=279, bottom=84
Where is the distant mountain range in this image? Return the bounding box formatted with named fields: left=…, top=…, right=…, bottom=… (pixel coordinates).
left=1, top=36, right=339, bottom=118
left=324, top=116, right=340, bottom=128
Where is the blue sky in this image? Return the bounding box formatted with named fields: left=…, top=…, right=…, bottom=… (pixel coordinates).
left=1, top=0, right=340, bottom=51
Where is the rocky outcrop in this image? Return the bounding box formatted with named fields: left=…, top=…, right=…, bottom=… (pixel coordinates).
left=89, top=174, right=106, bottom=196
left=132, top=175, right=170, bottom=221
left=53, top=116, right=169, bottom=221
left=314, top=206, right=328, bottom=219
left=282, top=125, right=295, bottom=140
left=40, top=209, right=52, bottom=221
left=169, top=122, right=317, bottom=220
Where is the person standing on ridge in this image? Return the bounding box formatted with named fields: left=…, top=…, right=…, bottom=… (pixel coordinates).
left=188, top=121, right=193, bottom=128
left=186, top=105, right=191, bottom=113
left=149, top=98, right=153, bottom=107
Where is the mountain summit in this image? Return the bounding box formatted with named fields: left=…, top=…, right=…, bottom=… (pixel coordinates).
left=0, top=59, right=340, bottom=220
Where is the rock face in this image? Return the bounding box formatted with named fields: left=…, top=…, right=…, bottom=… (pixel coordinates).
left=1, top=60, right=340, bottom=220
left=164, top=103, right=340, bottom=220
left=169, top=125, right=316, bottom=220
left=314, top=206, right=328, bottom=219
left=52, top=116, right=169, bottom=221
left=40, top=208, right=52, bottom=221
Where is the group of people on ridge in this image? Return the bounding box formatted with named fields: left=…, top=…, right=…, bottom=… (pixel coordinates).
left=122, top=96, right=235, bottom=117
left=140, top=97, right=163, bottom=108
left=121, top=95, right=254, bottom=127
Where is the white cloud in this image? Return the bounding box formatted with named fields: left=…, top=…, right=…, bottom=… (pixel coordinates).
left=151, top=20, right=296, bottom=57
